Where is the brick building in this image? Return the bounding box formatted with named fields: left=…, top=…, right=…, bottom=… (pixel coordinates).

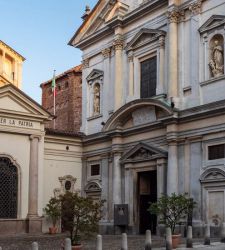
left=41, top=65, right=82, bottom=132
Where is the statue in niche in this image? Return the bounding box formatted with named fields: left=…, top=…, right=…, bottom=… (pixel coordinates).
left=209, top=39, right=224, bottom=77
left=93, top=83, right=100, bottom=115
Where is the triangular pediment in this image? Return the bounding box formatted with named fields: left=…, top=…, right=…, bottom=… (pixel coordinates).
left=86, top=69, right=104, bottom=82
left=199, top=15, right=225, bottom=34
left=69, top=0, right=129, bottom=46
left=0, top=84, right=52, bottom=120
left=120, top=142, right=167, bottom=163
left=126, top=28, right=166, bottom=51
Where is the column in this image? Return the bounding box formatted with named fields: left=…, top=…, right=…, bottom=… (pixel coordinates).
left=128, top=52, right=134, bottom=97
left=113, top=36, right=124, bottom=111
left=158, top=36, right=165, bottom=94
left=113, top=152, right=122, bottom=204
left=27, top=135, right=42, bottom=233
left=167, top=141, right=178, bottom=195
left=157, top=159, right=167, bottom=198
left=167, top=7, right=183, bottom=103
left=28, top=135, right=40, bottom=217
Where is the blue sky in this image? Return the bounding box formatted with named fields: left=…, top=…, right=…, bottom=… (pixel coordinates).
left=0, top=0, right=97, bottom=103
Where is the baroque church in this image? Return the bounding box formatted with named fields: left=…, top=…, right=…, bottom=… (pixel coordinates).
left=68, top=0, right=225, bottom=235
left=1, top=0, right=225, bottom=237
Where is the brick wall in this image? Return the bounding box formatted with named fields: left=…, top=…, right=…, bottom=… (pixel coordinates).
left=41, top=65, right=82, bottom=132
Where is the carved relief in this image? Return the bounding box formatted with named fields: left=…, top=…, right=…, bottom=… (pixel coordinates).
left=93, top=83, right=100, bottom=115
left=130, top=148, right=156, bottom=161
left=53, top=175, right=78, bottom=198
left=209, top=35, right=224, bottom=78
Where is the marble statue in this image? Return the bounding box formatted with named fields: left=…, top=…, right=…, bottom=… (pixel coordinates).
left=209, top=40, right=224, bottom=77
left=93, top=84, right=100, bottom=115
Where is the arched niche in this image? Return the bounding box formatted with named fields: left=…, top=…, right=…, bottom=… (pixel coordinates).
left=209, top=34, right=224, bottom=78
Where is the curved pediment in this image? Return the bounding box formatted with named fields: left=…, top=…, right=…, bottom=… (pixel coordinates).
left=84, top=181, right=102, bottom=193
left=120, top=142, right=167, bottom=164
left=126, top=28, right=166, bottom=52
left=200, top=168, right=225, bottom=183
left=103, top=98, right=173, bottom=132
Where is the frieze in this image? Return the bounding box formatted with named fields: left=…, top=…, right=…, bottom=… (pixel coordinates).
left=0, top=117, right=34, bottom=128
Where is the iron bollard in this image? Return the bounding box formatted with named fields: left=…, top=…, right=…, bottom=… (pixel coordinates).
left=64, top=238, right=72, bottom=250
left=204, top=224, right=210, bottom=245
left=32, top=242, right=38, bottom=250
left=121, top=233, right=128, bottom=250
left=166, top=227, right=172, bottom=250
left=145, top=230, right=152, bottom=250
left=96, top=234, right=102, bottom=250
left=186, top=226, right=193, bottom=248
left=221, top=222, right=225, bottom=243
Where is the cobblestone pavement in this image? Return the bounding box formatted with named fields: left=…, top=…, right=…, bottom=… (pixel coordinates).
left=0, top=234, right=224, bottom=250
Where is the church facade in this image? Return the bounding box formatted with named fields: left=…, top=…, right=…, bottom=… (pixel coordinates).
left=69, top=0, right=225, bottom=235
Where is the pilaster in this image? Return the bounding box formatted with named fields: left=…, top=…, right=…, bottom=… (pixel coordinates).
left=113, top=36, right=124, bottom=111
left=128, top=52, right=134, bottom=97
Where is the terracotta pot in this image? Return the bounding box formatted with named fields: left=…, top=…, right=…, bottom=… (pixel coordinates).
left=49, top=226, right=57, bottom=234
left=72, top=245, right=82, bottom=250
left=172, top=234, right=181, bottom=249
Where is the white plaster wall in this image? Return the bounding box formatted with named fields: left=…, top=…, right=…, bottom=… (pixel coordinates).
left=42, top=137, right=82, bottom=232
left=0, top=132, right=30, bottom=218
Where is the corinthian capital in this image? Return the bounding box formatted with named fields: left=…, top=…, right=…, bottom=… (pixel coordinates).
left=113, top=38, right=124, bottom=51
left=82, top=58, right=89, bottom=69
left=102, top=48, right=111, bottom=58
left=167, top=8, right=185, bottom=23
left=189, top=0, right=202, bottom=15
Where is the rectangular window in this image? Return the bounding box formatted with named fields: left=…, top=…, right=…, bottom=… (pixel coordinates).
left=91, top=164, right=100, bottom=176
left=208, top=144, right=225, bottom=160
left=140, top=56, right=157, bottom=98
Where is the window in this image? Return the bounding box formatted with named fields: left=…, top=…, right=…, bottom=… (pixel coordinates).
left=140, top=57, right=157, bottom=98
left=208, top=144, right=225, bottom=160
left=91, top=164, right=100, bottom=176
left=0, top=157, right=18, bottom=218
left=65, top=81, right=69, bottom=88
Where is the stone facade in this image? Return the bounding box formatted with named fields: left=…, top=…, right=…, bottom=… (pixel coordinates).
left=41, top=65, right=82, bottom=133
left=0, top=40, right=25, bottom=89
left=69, top=0, right=225, bottom=236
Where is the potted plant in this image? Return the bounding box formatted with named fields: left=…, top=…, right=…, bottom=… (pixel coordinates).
left=60, top=191, right=104, bottom=250
left=43, top=197, right=61, bottom=234
left=148, top=193, right=196, bottom=249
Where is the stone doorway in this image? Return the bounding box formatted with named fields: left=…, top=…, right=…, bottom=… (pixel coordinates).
left=138, top=170, right=157, bottom=234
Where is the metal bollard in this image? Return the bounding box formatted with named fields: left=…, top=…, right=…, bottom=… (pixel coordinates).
left=221, top=222, right=225, bottom=243
left=166, top=227, right=172, bottom=250
left=32, top=242, right=38, bottom=250
left=64, top=238, right=72, bottom=250
left=96, top=235, right=102, bottom=250
left=186, top=226, right=193, bottom=248
left=121, top=233, right=128, bottom=250
left=204, top=224, right=210, bottom=245
left=145, top=230, right=152, bottom=250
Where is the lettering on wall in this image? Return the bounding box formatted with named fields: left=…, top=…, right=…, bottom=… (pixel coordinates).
left=0, top=117, right=34, bottom=128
